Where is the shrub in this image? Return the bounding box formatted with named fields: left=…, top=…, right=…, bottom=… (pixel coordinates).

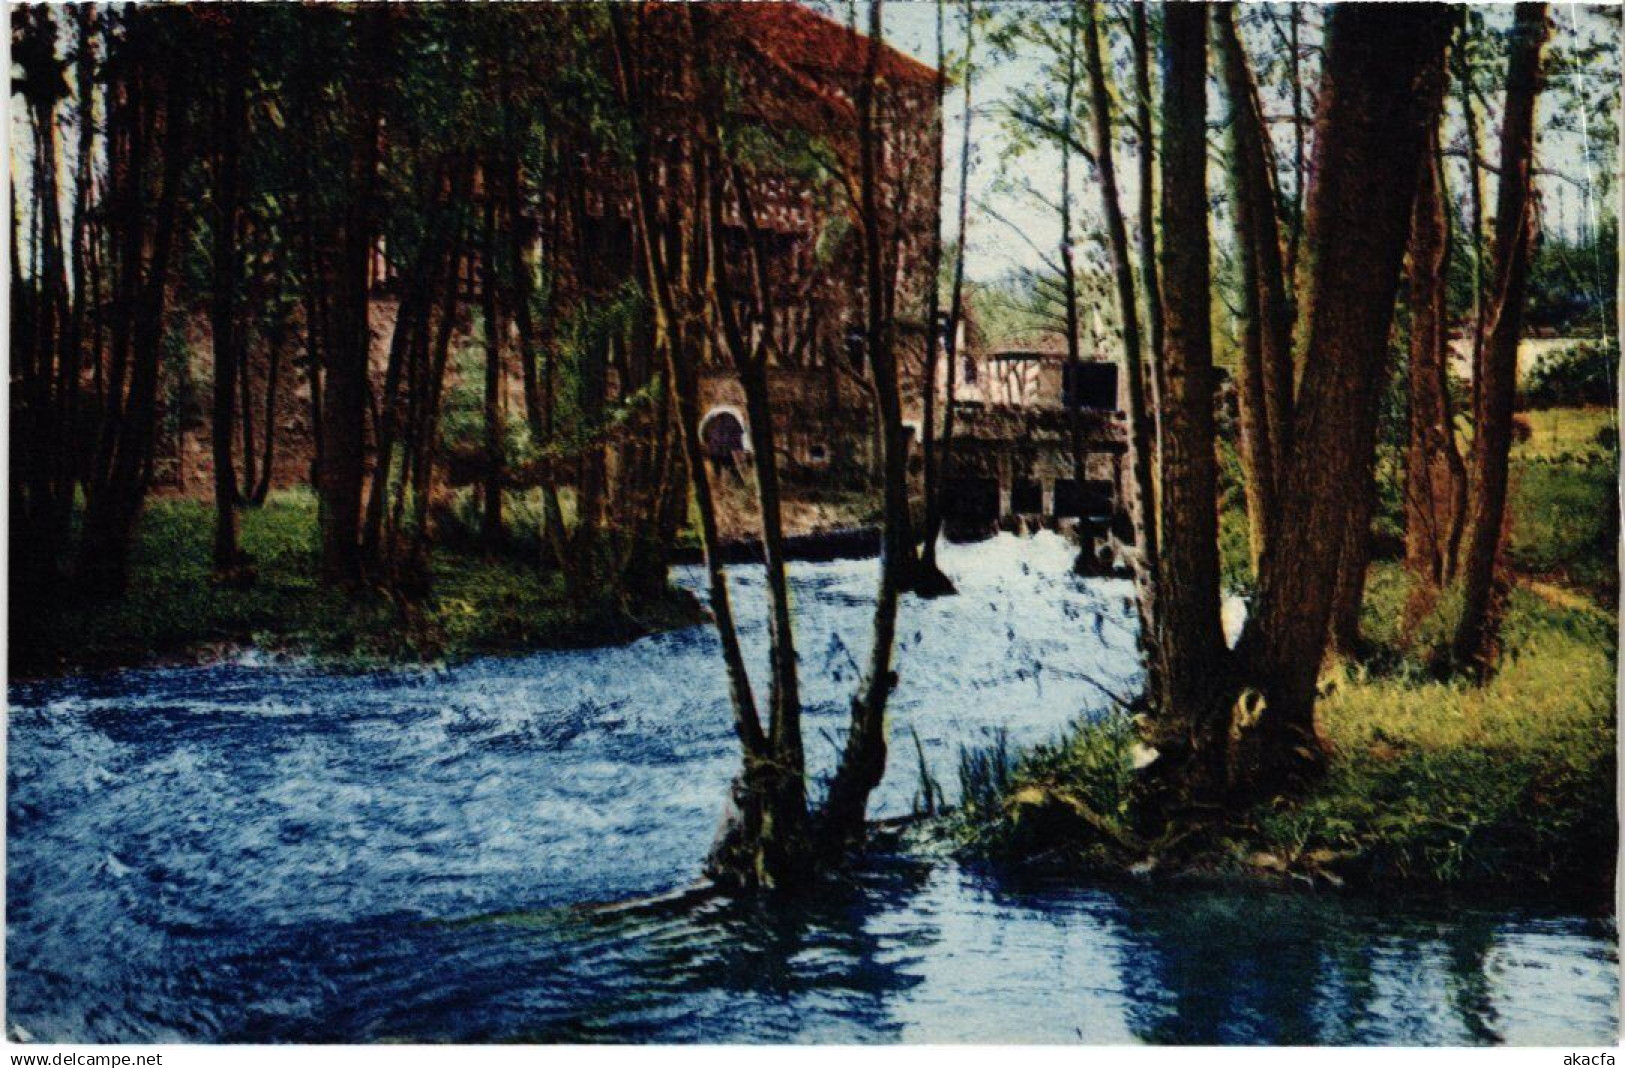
left=1521, top=340, right=1620, bottom=408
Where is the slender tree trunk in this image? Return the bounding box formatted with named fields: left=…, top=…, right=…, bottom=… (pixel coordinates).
left=210, top=23, right=247, bottom=573
left=820, top=0, right=910, bottom=856
left=1402, top=125, right=1467, bottom=629
left=251, top=318, right=285, bottom=505
left=710, top=155, right=806, bottom=815
left=1056, top=14, right=1087, bottom=562
left=913, top=0, right=954, bottom=595
left=1286, top=5, right=1306, bottom=286
left=78, top=46, right=191, bottom=595
left=1083, top=3, right=1155, bottom=603
left=1456, top=33, right=1490, bottom=425
left=924, top=0, right=975, bottom=555
left=1215, top=5, right=1294, bottom=575
left=481, top=185, right=506, bottom=551
left=13, top=7, right=78, bottom=599
left=319, top=11, right=386, bottom=588
left=609, top=7, right=799, bottom=888
left=1327, top=456, right=1377, bottom=659
left=1453, top=3, right=1548, bottom=672
left=1130, top=1, right=1163, bottom=567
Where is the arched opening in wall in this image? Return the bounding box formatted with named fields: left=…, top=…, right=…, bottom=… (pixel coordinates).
left=700, top=409, right=747, bottom=467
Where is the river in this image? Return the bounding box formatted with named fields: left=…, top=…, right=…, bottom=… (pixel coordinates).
left=7, top=533, right=1617, bottom=1043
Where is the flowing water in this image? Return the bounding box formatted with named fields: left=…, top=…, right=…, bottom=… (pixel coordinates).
left=7, top=533, right=1617, bottom=1043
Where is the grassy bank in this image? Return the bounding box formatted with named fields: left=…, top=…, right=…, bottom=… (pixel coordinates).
left=12, top=490, right=701, bottom=678
left=942, top=567, right=1616, bottom=897
left=1510, top=405, right=1619, bottom=601
left=942, top=405, right=1618, bottom=899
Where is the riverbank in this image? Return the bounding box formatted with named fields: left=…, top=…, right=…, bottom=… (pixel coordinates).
left=938, top=406, right=1619, bottom=900
left=14, top=471, right=894, bottom=678
left=936, top=563, right=1617, bottom=901
left=10, top=490, right=702, bottom=679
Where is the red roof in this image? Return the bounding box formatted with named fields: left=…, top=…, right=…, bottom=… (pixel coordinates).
left=730, top=2, right=940, bottom=88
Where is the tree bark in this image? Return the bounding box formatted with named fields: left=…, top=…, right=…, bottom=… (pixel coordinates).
left=1130, top=1, right=1162, bottom=566
left=1140, top=3, right=1229, bottom=799
left=78, top=34, right=191, bottom=595
left=1234, top=4, right=1455, bottom=788
left=480, top=181, right=506, bottom=552
left=319, top=9, right=387, bottom=588
left=1327, top=453, right=1377, bottom=659
left=209, top=16, right=248, bottom=574
left=1084, top=3, right=1155, bottom=606
left=1453, top=3, right=1548, bottom=672
left=820, top=0, right=911, bottom=857
left=1215, top=5, right=1294, bottom=576
left=924, top=0, right=975, bottom=557
left=1402, top=125, right=1468, bottom=629
left=913, top=0, right=955, bottom=595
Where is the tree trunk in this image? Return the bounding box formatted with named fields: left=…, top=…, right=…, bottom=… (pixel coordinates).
left=1056, top=14, right=1086, bottom=566
left=609, top=7, right=806, bottom=889
left=1083, top=3, right=1156, bottom=604
left=1453, top=3, right=1548, bottom=672
left=1285, top=5, right=1307, bottom=287
left=912, top=0, right=954, bottom=596
left=319, top=11, right=386, bottom=588
left=819, top=0, right=910, bottom=857
left=1130, top=1, right=1163, bottom=566
left=1138, top=2, right=1230, bottom=805
left=1327, top=454, right=1377, bottom=659
left=250, top=317, right=285, bottom=505
left=924, top=0, right=975, bottom=557
left=1233, top=4, right=1454, bottom=789
left=78, top=42, right=191, bottom=596
left=1456, top=32, right=1490, bottom=424
left=480, top=185, right=506, bottom=552
left=1402, top=126, right=1468, bottom=629
left=1215, top=5, right=1294, bottom=575
left=210, top=20, right=247, bottom=574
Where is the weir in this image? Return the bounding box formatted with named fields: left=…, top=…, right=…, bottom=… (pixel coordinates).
left=941, top=400, right=1129, bottom=560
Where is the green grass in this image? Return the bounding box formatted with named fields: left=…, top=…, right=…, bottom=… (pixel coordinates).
left=1515, top=405, right=1618, bottom=462
left=13, top=489, right=700, bottom=677
left=944, top=567, right=1616, bottom=895
left=1508, top=458, right=1619, bottom=600
left=1505, top=405, right=1620, bottom=602
left=1255, top=567, right=1616, bottom=893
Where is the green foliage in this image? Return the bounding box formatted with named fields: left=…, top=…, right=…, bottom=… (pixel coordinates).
left=1215, top=431, right=1255, bottom=591
left=1501, top=406, right=1620, bottom=600
left=1524, top=223, right=1620, bottom=337
left=946, top=713, right=1137, bottom=863
left=1521, top=340, right=1621, bottom=408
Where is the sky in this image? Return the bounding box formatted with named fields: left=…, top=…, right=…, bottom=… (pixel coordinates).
left=806, top=1, right=1624, bottom=289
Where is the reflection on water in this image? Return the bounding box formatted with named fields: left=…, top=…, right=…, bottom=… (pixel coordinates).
left=7, top=534, right=1617, bottom=1043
